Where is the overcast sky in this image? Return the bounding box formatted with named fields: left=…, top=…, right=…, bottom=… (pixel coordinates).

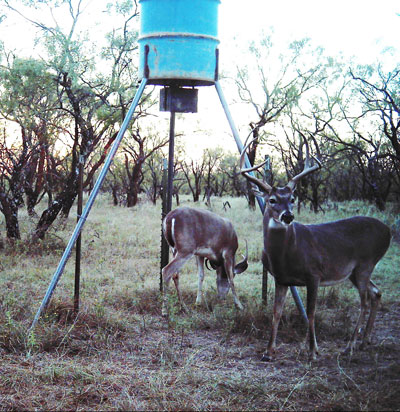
left=1, top=0, right=398, bottom=62
left=219, top=0, right=399, bottom=63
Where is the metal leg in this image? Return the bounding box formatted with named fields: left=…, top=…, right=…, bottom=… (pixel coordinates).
left=30, top=78, right=148, bottom=331
left=214, top=81, right=266, bottom=212
left=214, top=81, right=308, bottom=324
left=160, top=158, right=169, bottom=291
left=160, top=111, right=176, bottom=291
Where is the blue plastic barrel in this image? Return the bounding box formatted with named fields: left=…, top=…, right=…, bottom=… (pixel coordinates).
left=138, top=0, right=220, bottom=86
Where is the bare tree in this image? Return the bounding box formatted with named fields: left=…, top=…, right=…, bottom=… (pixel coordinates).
left=350, top=66, right=400, bottom=161
left=236, top=36, right=329, bottom=208
left=202, top=147, right=223, bottom=207
left=182, top=158, right=206, bottom=203
left=122, top=129, right=168, bottom=207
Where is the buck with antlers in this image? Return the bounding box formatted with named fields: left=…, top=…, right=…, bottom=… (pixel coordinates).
left=162, top=207, right=248, bottom=315
left=240, top=139, right=391, bottom=361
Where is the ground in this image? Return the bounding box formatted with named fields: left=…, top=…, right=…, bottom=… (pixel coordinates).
left=0, top=196, right=399, bottom=410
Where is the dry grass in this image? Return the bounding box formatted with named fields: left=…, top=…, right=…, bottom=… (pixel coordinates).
left=0, top=195, right=399, bottom=411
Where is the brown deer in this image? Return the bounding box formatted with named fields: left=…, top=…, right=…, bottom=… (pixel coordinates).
left=162, top=207, right=248, bottom=315
left=240, top=139, right=391, bottom=361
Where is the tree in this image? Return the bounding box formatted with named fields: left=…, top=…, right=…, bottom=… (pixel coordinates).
left=347, top=64, right=400, bottom=208
left=202, top=147, right=223, bottom=207
left=143, top=153, right=163, bottom=205
left=220, top=153, right=249, bottom=197
left=182, top=157, right=206, bottom=203
left=122, top=128, right=168, bottom=207
left=0, top=53, right=65, bottom=237
left=350, top=65, right=400, bottom=162
left=1, top=0, right=153, bottom=239
left=0, top=127, right=25, bottom=239
left=236, top=35, right=330, bottom=208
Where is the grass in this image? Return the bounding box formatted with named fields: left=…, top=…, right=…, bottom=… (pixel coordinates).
left=0, top=195, right=399, bottom=410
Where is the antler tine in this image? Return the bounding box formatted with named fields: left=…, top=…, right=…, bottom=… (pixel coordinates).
left=287, top=137, right=322, bottom=189
left=234, top=239, right=249, bottom=274
left=240, top=138, right=272, bottom=192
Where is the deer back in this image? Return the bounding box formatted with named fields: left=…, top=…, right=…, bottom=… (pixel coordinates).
left=163, top=207, right=238, bottom=259
left=264, top=216, right=391, bottom=287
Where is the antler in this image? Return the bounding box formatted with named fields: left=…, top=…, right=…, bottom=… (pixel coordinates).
left=287, top=137, right=322, bottom=190
left=234, top=239, right=249, bottom=274
left=240, top=138, right=272, bottom=193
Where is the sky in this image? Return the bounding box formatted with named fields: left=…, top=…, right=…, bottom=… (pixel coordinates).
left=0, top=0, right=399, bottom=159
left=220, top=0, right=399, bottom=63
left=186, top=0, right=400, bottom=158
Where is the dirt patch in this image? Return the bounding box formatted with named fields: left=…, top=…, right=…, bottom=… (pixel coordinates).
left=1, top=301, right=399, bottom=411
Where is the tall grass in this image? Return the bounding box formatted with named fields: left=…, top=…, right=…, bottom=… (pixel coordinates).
left=0, top=194, right=399, bottom=410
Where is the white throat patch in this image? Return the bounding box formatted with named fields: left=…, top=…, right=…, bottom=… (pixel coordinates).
left=268, top=217, right=287, bottom=230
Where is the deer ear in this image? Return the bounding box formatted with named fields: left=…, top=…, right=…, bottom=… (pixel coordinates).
left=234, top=260, right=248, bottom=274
left=205, top=259, right=219, bottom=270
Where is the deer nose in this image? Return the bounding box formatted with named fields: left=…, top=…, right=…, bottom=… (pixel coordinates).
left=281, top=211, right=294, bottom=224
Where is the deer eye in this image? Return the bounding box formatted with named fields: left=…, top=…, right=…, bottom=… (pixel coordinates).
left=269, top=198, right=277, bottom=205
left=290, top=197, right=295, bottom=203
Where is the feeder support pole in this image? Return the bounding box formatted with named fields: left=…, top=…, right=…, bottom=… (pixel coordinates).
left=160, top=111, right=176, bottom=290
left=214, top=81, right=308, bottom=324
left=167, top=111, right=175, bottom=213
left=160, top=158, right=169, bottom=291
left=29, top=79, right=148, bottom=331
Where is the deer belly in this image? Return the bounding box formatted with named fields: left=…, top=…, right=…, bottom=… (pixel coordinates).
left=195, top=247, right=218, bottom=260
left=319, top=261, right=357, bottom=286
left=269, top=271, right=308, bottom=287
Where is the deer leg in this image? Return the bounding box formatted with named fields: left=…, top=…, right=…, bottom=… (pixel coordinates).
left=306, top=277, right=320, bottom=361
left=262, top=282, right=288, bottom=361
left=223, top=256, right=243, bottom=310
left=360, top=280, right=381, bottom=350
left=347, top=270, right=369, bottom=353
left=195, top=256, right=205, bottom=305
left=161, top=251, right=193, bottom=317
left=172, top=273, right=187, bottom=313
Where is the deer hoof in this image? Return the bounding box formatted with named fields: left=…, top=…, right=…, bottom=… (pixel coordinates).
left=261, top=353, right=274, bottom=362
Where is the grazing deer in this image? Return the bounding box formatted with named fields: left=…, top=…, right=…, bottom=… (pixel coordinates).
left=162, top=207, right=248, bottom=315
left=240, top=139, right=391, bottom=361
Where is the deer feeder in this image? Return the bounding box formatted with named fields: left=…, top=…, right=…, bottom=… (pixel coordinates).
left=138, top=0, right=220, bottom=86
left=30, top=0, right=307, bottom=331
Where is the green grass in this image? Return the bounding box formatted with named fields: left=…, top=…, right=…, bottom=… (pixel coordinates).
left=0, top=194, right=399, bottom=410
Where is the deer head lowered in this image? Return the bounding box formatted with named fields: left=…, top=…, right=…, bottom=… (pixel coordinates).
left=162, top=207, right=248, bottom=315
left=240, top=139, right=391, bottom=361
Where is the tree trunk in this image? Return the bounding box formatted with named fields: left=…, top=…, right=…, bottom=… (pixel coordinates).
left=126, top=163, right=143, bottom=207
left=112, top=186, right=119, bottom=206
left=368, top=158, right=385, bottom=211
left=33, top=172, right=77, bottom=240
left=204, top=186, right=212, bottom=207
left=174, top=192, right=180, bottom=206
left=246, top=134, right=258, bottom=210
left=0, top=194, right=21, bottom=240
left=26, top=191, right=39, bottom=217
left=61, top=192, right=77, bottom=217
